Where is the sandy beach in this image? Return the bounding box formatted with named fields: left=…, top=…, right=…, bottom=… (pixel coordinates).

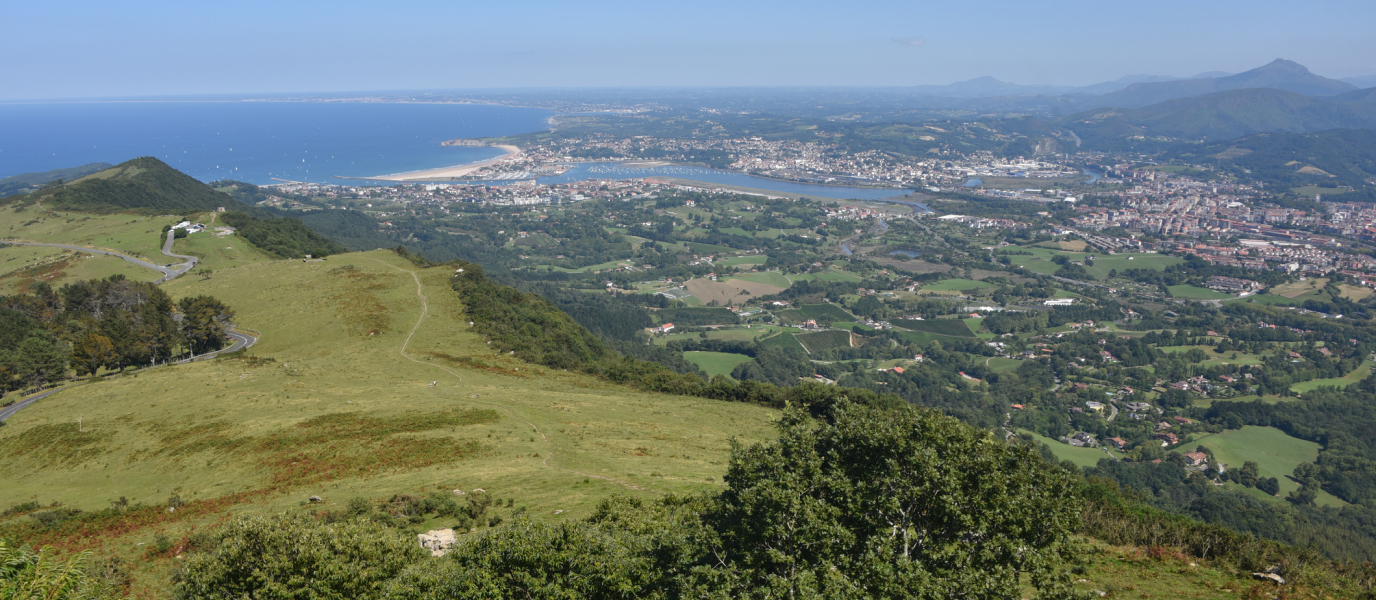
left=360, top=144, right=521, bottom=181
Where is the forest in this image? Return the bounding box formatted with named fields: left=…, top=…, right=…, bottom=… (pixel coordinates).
left=0, top=276, right=235, bottom=393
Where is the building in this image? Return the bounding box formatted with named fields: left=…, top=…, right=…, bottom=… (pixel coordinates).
left=1182, top=452, right=1209, bottom=467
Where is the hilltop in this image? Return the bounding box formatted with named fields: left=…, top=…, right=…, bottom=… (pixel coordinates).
left=6, top=157, right=237, bottom=215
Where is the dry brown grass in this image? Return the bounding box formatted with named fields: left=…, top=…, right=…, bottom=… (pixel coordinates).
left=685, top=278, right=784, bottom=306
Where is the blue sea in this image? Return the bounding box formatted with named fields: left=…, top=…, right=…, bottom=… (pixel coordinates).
left=0, top=100, right=914, bottom=201
left=0, top=101, right=552, bottom=184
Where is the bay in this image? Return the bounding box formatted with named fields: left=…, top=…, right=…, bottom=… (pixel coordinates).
left=0, top=101, right=553, bottom=184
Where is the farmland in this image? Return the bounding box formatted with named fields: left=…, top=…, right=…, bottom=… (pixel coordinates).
left=683, top=351, right=754, bottom=378
left=772, top=303, right=855, bottom=324
left=894, top=318, right=976, bottom=337
left=1192, top=426, right=1344, bottom=506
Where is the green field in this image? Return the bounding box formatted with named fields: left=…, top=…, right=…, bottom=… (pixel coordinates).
left=653, top=325, right=794, bottom=346
left=773, top=303, right=855, bottom=324
left=922, top=278, right=992, bottom=292
left=717, top=255, right=768, bottom=267
left=795, top=330, right=853, bottom=353
left=653, top=307, right=740, bottom=325
left=1167, top=284, right=1234, bottom=300
left=0, top=243, right=161, bottom=295
left=894, top=318, right=976, bottom=337
left=1192, top=427, right=1342, bottom=505
left=731, top=271, right=793, bottom=288
left=0, top=249, right=777, bottom=595
left=987, top=357, right=1023, bottom=373
left=1018, top=430, right=1114, bottom=469
left=759, top=331, right=807, bottom=351
left=683, top=351, right=755, bottom=378
left=1292, top=361, right=1375, bottom=393
left=1001, top=246, right=1181, bottom=280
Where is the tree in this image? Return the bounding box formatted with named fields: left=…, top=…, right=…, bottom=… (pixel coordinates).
left=1238, top=461, right=1260, bottom=488
left=71, top=333, right=114, bottom=376
left=16, top=334, right=69, bottom=387
left=710, top=402, right=1082, bottom=599
left=178, top=296, right=235, bottom=355
left=1257, top=477, right=1281, bottom=496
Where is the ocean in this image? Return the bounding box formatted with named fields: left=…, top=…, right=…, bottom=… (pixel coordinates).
left=0, top=100, right=914, bottom=201
left=0, top=101, right=553, bottom=185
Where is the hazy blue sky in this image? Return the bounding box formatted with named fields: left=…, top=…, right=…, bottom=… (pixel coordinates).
left=4, top=0, right=1374, bottom=99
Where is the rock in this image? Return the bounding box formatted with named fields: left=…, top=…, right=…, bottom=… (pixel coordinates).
left=418, top=528, right=457, bottom=557
left=308, top=496, right=323, bottom=503
left=1251, top=572, right=1286, bottom=585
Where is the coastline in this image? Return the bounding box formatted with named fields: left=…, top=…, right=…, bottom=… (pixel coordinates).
left=338, top=145, right=522, bottom=182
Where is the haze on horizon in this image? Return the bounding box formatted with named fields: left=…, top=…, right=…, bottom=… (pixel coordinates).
left=4, top=0, right=1375, bottom=100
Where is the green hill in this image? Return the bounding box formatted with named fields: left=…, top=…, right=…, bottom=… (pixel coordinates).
left=9, top=157, right=237, bottom=215
left=1167, top=129, right=1376, bottom=188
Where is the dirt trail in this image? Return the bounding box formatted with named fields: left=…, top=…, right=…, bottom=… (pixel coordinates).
left=373, top=259, right=642, bottom=491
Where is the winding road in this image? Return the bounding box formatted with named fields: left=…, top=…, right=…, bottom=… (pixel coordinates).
left=0, top=386, right=71, bottom=423
left=0, top=232, right=219, bottom=421
left=4, top=230, right=197, bottom=284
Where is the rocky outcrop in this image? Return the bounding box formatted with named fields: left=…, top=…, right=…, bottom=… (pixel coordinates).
left=418, top=528, right=457, bottom=557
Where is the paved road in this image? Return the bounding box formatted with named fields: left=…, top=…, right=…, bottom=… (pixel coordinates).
left=174, top=330, right=256, bottom=363
left=157, top=229, right=198, bottom=283
left=4, top=230, right=196, bottom=284
left=0, top=386, right=72, bottom=423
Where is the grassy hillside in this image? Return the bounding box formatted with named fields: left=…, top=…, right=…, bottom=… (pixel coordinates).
left=8, top=157, right=237, bottom=215
left=0, top=250, right=776, bottom=595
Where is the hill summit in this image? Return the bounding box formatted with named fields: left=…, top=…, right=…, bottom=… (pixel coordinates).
left=14, top=156, right=235, bottom=215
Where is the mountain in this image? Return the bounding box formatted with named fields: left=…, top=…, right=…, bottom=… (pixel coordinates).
left=0, top=163, right=113, bottom=197
left=1085, top=59, right=1358, bottom=109
left=9, top=156, right=235, bottom=214
left=1342, top=74, right=1376, bottom=89
left=1070, top=74, right=1183, bottom=96
left=907, top=76, right=1075, bottom=97
left=1065, top=87, right=1376, bottom=148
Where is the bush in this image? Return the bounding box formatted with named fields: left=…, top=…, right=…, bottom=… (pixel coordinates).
left=174, top=515, right=424, bottom=600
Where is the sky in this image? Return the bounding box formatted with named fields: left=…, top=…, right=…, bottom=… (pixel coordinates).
left=4, top=0, right=1375, bottom=100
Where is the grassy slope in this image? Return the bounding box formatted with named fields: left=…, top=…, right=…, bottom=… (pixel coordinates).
left=1192, top=426, right=1324, bottom=501
left=1292, top=360, right=1375, bottom=393
left=683, top=351, right=754, bottom=378
left=0, top=250, right=776, bottom=594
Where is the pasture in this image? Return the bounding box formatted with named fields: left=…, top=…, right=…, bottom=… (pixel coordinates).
left=1192, top=426, right=1342, bottom=505
left=683, top=351, right=754, bottom=378
left=1292, top=361, right=1375, bottom=393
left=0, top=250, right=778, bottom=594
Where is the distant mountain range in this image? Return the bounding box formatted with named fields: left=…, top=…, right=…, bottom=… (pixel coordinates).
left=1081, top=59, right=1357, bottom=109
left=1064, top=86, right=1376, bottom=145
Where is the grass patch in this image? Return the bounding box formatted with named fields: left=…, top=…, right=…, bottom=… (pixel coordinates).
left=717, top=255, right=768, bottom=267
left=894, top=319, right=976, bottom=337
left=921, top=278, right=992, bottom=292
left=683, top=351, right=754, bottom=379
left=1192, top=426, right=1331, bottom=503
left=1167, top=285, right=1233, bottom=300
left=1292, top=361, right=1375, bottom=393
left=773, top=303, right=854, bottom=324
left=1017, top=430, right=1113, bottom=469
